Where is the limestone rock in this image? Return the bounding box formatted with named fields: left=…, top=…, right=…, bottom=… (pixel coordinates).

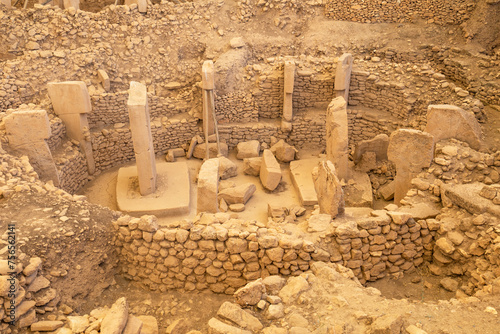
left=100, top=298, right=128, bottom=334
left=31, top=321, right=64, bottom=332
left=197, top=158, right=220, bottom=214
left=219, top=183, right=256, bottom=204
left=262, top=276, right=286, bottom=295
left=166, top=318, right=188, bottom=334
left=218, top=156, right=237, bottom=180
left=266, top=303, right=285, bottom=320
left=353, top=133, right=389, bottom=164
left=236, top=140, right=260, bottom=159
left=208, top=317, right=252, bottom=334
left=136, top=315, right=158, bottom=334
left=312, top=161, right=344, bottom=217
left=243, top=157, right=262, bottom=176
left=67, top=316, right=90, bottom=333
left=326, top=96, right=349, bottom=180
left=370, top=314, right=404, bottom=334
left=234, top=279, right=265, bottom=306
left=270, top=139, right=297, bottom=162
left=425, top=104, right=482, bottom=150
left=307, top=214, right=332, bottom=233
left=278, top=276, right=310, bottom=304
left=388, top=129, right=434, bottom=204
left=440, top=277, right=459, bottom=292
left=123, top=315, right=143, bottom=334
left=260, top=150, right=281, bottom=191
left=217, top=302, right=263, bottom=332
left=193, top=142, right=229, bottom=159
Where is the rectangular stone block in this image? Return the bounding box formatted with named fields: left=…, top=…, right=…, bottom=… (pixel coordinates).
left=197, top=158, right=219, bottom=214
left=283, top=60, right=295, bottom=94
left=47, top=81, right=91, bottom=115
left=134, top=149, right=157, bottom=196
left=97, top=69, right=110, bottom=91
left=202, top=60, right=215, bottom=90
left=4, top=110, right=51, bottom=145
left=326, top=96, right=349, bottom=181
left=260, top=149, right=281, bottom=191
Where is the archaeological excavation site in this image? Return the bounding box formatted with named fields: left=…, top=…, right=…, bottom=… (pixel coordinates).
left=1, top=0, right=500, bottom=333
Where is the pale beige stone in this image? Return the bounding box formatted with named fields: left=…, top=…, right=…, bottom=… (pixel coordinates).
left=197, top=158, right=220, bottom=213
left=334, top=53, right=353, bottom=102
left=128, top=81, right=157, bottom=196
left=425, top=104, right=482, bottom=150
left=4, top=110, right=60, bottom=186
left=326, top=96, right=349, bottom=181
left=218, top=183, right=256, bottom=204
left=101, top=298, right=128, bottom=334
left=283, top=60, right=295, bottom=122
left=260, top=149, right=281, bottom=191
left=312, top=161, right=344, bottom=218
left=388, top=129, right=434, bottom=204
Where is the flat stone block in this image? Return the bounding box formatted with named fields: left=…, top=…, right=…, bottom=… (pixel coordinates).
left=289, top=159, right=319, bottom=206
left=4, top=110, right=51, bottom=144
left=116, top=162, right=190, bottom=216
left=260, top=149, right=281, bottom=191
left=47, top=81, right=91, bottom=115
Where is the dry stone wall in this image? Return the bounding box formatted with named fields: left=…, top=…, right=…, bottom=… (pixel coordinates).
left=113, top=209, right=430, bottom=293
left=89, top=91, right=192, bottom=127
left=91, top=118, right=198, bottom=173
left=325, top=0, right=475, bottom=25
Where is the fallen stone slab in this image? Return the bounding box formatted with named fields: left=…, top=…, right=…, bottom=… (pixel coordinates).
left=123, top=315, right=143, bottom=334
left=208, top=317, right=252, bottom=334
left=271, top=139, right=297, bottom=162
left=101, top=298, right=128, bottom=334
left=441, top=182, right=500, bottom=217
left=30, top=321, right=64, bottom=332
left=136, top=315, right=158, bottom=334
left=219, top=183, right=256, bottom=204
left=193, top=142, right=229, bottom=159
left=218, top=156, right=237, bottom=180
left=344, top=170, right=373, bottom=208
left=289, top=159, right=319, bottom=206
left=217, top=302, right=263, bottom=332
left=236, top=140, right=260, bottom=159
left=260, top=149, right=281, bottom=191
left=370, top=314, right=404, bottom=334
left=243, top=157, right=262, bottom=176
left=378, top=180, right=395, bottom=201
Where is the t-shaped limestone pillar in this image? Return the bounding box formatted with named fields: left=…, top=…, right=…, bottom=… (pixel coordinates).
left=47, top=81, right=95, bottom=175
left=326, top=96, right=349, bottom=181
left=282, top=59, right=296, bottom=128
left=202, top=60, right=215, bottom=138
left=334, top=53, right=353, bottom=104
left=388, top=129, right=435, bottom=205
left=128, top=81, right=157, bottom=196
left=4, top=110, right=60, bottom=186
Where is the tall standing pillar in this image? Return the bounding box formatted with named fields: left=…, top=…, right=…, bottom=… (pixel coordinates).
left=202, top=60, right=215, bottom=137
left=388, top=129, right=435, bottom=205
left=4, top=110, right=60, bottom=186
left=326, top=96, right=349, bottom=181
left=282, top=59, right=295, bottom=130
left=128, top=81, right=157, bottom=196
left=334, top=53, right=353, bottom=104
left=47, top=81, right=95, bottom=174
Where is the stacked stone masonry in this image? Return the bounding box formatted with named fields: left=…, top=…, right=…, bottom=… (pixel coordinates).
left=324, top=0, right=475, bottom=25
left=113, top=211, right=430, bottom=294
